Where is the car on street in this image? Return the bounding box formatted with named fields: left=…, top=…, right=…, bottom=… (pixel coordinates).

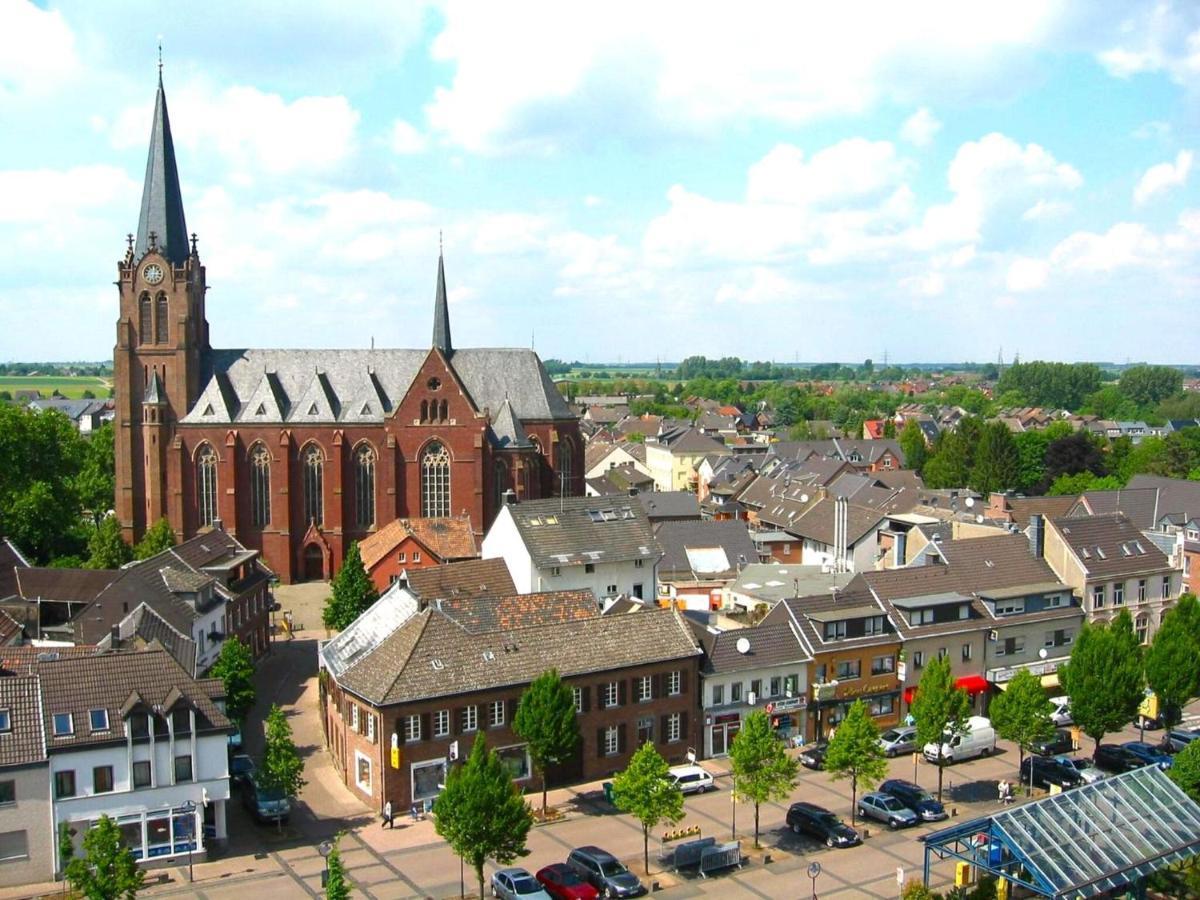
left=879, top=779, right=948, bottom=822
left=1019, top=756, right=1083, bottom=791
left=1122, top=741, right=1173, bottom=769
left=667, top=764, right=715, bottom=795
left=1053, top=756, right=1105, bottom=784
left=1161, top=728, right=1200, bottom=754
left=566, top=846, right=646, bottom=898
left=492, top=867, right=552, bottom=900
left=878, top=725, right=918, bottom=757
left=1031, top=729, right=1076, bottom=757
left=535, top=864, right=599, bottom=900
left=229, top=753, right=256, bottom=790
left=241, top=772, right=290, bottom=824
left=858, top=791, right=919, bottom=829
left=1049, top=696, right=1072, bottom=726
left=1094, top=744, right=1148, bottom=774
left=799, top=741, right=828, bottom=770
left=785, top=802, right=862, bottom=848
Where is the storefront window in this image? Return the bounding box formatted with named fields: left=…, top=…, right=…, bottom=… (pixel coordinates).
left=496, top=745, right=531, bottom=782
left=118, top=818, right=143, bottom=860
left=147, top=816, right=172, bottom=858
left=412, top=759, right=447, bottom=804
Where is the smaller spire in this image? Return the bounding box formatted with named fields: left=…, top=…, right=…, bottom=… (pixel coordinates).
left=431, top=244, right=453, bottom=357
left=144, top=369, right=165, bottom=405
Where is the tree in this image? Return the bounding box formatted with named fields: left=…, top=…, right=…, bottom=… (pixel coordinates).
left=970, top=422, right=1021, bottom=496
left=1059, top=611, right=1144, bottom=759
left=728, top=710, right=798, bottom=847
left=611, top=741, right=683, bottom=875
left=823, top=699, right=888, bottom=825
left=910, top=655, right=971, bottom=801
left=76, top=421, right=115, bottom=525
left=324, top=834, right=351, bottom=900
left=1047, top=471, right=1122, bottom=496
left=58, top=819, right=75, bottom=882
left=902, top=881, right=938, bottom=900
left=899, top=419, right=928, bottom=473
left=86, top=514, right=133, bottom=570
left=133, top=517, right=176, bottom=560
left=988, top=669, right=1055, bottom=795
left=65, top=814, right=146, bottom=900
left=260, top=705, right=305, bottom=832
left=1042, top=431, right=1106, bottom=491
left=210, top=636, right=257, bottom=725
left=922, top=429, right=971, bottom=488
left=1119, top=365, right=1183, bottom=408
left=512, top=669, right=580, bottom=816
left=433, top=732, right=533, bottom=900
left=1144, top=600, right=1200, bottom=731
left=322, top=541, right=378, bottom=631
left=1168, top=740, right=1200, bottom=804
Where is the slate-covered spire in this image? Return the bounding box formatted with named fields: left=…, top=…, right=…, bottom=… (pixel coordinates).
left=135, top=69, right=189, bottom=265
left=432, top=251, right=453, bottom=357
left=143, top=369, right=165, bottom=404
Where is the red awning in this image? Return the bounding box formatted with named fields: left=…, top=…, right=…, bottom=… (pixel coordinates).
left=955, top=675, right=990, bottom=695
left=903, top=687, right=917, bottom=704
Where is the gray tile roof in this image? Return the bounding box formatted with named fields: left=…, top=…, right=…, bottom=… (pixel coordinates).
left=136, top=75, right=189, bottom=264
left=96, top=603, right=200, bottom=677
left=638, top=491, right=701, bottom=520
left=693, top=620, right=811, bottom=675
left=0, top=675, right=45, bottom=767
left=403, top=558, right=516, bottom=602
left=728, top=564, right=855, bottom=604
left=655, top=520, right=759, bottom=582
left=15, top=567, right=119, bottom=604
left=766, top=587, right=898, bottom=655
left=1051, top=513, right=1171, bottom=578
left=504, top=496, right=660, bottom=569
left=489, top=398, right=531, bottom=449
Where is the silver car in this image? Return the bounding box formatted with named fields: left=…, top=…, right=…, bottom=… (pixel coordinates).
left=1054, top=756, right=1105, bottom=784
left=858, top=791, right=919, bottom=829
left=491, top=867, right=552, bottom=900
left=878, top=725, right=918, bottom=757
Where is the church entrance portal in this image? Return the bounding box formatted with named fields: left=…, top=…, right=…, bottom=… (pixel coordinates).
left=302, top=544, right=325, bottom=582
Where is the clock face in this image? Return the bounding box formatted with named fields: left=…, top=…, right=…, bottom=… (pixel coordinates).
left=143, top=263, right=164, bottom=285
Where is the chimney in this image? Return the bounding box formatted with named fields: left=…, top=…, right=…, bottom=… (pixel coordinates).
left=110, top=624, right=120, bottom=647
left=893, top=531, right=907, bottom=567
left=502, top=490, right=517, bottom=506
left=1029, top=514, right=1045, bottom=559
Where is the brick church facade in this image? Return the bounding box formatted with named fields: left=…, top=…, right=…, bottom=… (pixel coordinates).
left=113, top=74, right=582, bottom=583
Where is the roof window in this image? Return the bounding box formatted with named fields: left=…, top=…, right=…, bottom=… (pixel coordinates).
left=52, top=713, right=73, bottom=736
left=89, top=709, right=109, bottom=732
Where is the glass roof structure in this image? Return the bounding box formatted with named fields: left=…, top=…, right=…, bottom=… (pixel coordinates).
left=922, top=766, right=1200, bottom=898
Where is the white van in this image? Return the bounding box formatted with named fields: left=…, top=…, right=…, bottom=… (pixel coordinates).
left=922, top=716, right=996, bottom=764
left=1049, top=696, right=1072, bottom=726
left=667, top=764, right=715, bottom=795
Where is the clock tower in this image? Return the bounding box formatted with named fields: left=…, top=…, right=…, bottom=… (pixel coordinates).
left=114, top=69, right=208, bottom=544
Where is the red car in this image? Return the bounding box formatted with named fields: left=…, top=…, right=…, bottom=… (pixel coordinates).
left=536, top=863, right=599, bottom=900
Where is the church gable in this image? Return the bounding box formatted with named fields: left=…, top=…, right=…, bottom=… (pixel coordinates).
left=183, top=373, right=239, bottom=423
left=288, top=370, right=340, bottom=423
left=392, top=349, right=480, bottom=427
left=236, top=371, right=289, bottom=423
left=339, top=369, right=391, bottom=423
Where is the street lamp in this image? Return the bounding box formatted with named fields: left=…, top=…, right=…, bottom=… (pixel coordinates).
left=807, top=860, right=822, bottom=899
left=318, top=840, right=333, bottom=889
left=180, top=800, right=196, bottom=884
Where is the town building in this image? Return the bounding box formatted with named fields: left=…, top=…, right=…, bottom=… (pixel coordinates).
left=397, top=557, right=517, bottom=607
left=0, top=675, right=50, bottom=886
left=724, top=564, right=854, bottom=614
left=358, top=517, right=478, bottom=593
left=654, top=520, right=759, bottom=611
left=645, top=429, right=730, bottom=492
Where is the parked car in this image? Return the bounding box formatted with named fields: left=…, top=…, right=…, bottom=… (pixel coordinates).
left=566, top=847, right=646, bottom=898
left=492, top=867, right=552, bottom=900
left=1053, top=756, right=1105, bottom=785
left=858, top=791, right=919, bottom=829
left=1048, top=696, right=1072, bottom=727
left=241, top=773, right=290, bottom=824
left=536, top=863, right=599, bottom=900
left=785, top=802, right=861, bottom=848
left=1031, top=729, right=1076, bottom=757
left=667, top=764, right=715, bottom=795
left=879, top=779, right=948, bottom=822
left=229, top=753, right=256, bottom=790
left=1122, top=741, right=1173, bottom=769
left=878, top=725, right=918, bottom=758
left=1161, top=728, right=1200, bottom=754
left=923, top=716, right=996, bottom=764
left=228, top=726, right=243, bottom=752
left=799, top=741, right=828, bottom=770
left=1094, top=743, right=1148, bottom=774
left=1019, top=756, right=1083, bottom=791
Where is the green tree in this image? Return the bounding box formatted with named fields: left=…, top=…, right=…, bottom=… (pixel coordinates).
left=1168, top=740, right=1200, bottom=804
left=1119, top=365, right=1183, bottom=408
left=58, top=819, right=75, bottom=882
left=322, top=541, right=378, bottom=631
left=210, top=636, right=257, bottom=725
left=1144, top=600, right=1200, bottom=731
left=133, top=517, right=176, bottom=560
left=902, top=881, right=938, bottom=900
left=728, top=710, right=798, bottom=847
left=1059, top=611, right=1144, bottom=759
left=824, top=699, right=888, bottom=825
left=611, top=741, right=683, bottom=875
left=1012, top=430, right=1050, bottom=493
left=76, top=421, right=115, bottom=525
left=324, top=834, right=351, bottom=900
left=65, top=814, right=146, bottom=900
left=910, top=655, right=971, bottom=801
left=260, top=704, right=305, bottom=832
left=898, top=419, right=928, bottom=473
left=86, top=514, right=133, bottom=570
left=969, top=422, right=1020, bottom=496
left=512, top=669, right=580, bottom=815
left=1047, top=471, right=1123, bottom=496
left=922, top=430, right=971, bottom=488
left=988, top=669, right=1055, bottom=795
left=433, top=732, right=533, bottom=900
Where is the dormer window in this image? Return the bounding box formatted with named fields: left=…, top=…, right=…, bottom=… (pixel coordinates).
left=824, top=620, right=847, bottom=640
left=908, top=608, right=934, bottom=626
left=52, top=713, right=73, bottom=736
left=89, top=709, right=109, bottom=732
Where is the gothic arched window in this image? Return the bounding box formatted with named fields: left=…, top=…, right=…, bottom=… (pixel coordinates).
left=303, top=444, right=324, bottom=527
left=439, top=399, right=448, bottom=422
left=155, top=294, right=168, bottom=343
left=494, top=459, right=509, bottom=509
left=556, top=438, right=574, bottom=495
left=196, top=444, right=218, bottom=528
left=138, top=294, right=152, bottom=344
left=421, top=441, right=451, bottom=518
left=354, top=444, right=376, bottom=529
left=249, top=443, right=271, bottom=527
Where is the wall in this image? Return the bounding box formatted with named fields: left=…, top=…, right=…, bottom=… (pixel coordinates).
left=480, top=507, right=534, bottom=593
left=700, top=663, right=809, bottom=755
left=0, top=764, right=51, bottom=887
left=533, top=558, right=654, bottom=603
left=366, top=535, right=444, bottom=594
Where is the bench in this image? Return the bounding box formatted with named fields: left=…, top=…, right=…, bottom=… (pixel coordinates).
left=671, top=837, right=717, bottom=870
left=698, top=841, right=743, bottom=878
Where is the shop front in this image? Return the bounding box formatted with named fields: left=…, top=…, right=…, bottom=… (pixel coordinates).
left=810, top=677, right=900, bottom=740
left=707, top=712, right=742, bottom=757
left=765, top=695, right=808, bottom=746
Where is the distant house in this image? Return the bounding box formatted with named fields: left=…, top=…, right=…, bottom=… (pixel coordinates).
left=638, top=491, right=702, bottom=523
left=654, top=520, right=759, bottom=610
left=27, top=398, right=112, bottom=434
left=358, top=517, right=478, bottom=593
left=645, top=428, right=731, bottom=492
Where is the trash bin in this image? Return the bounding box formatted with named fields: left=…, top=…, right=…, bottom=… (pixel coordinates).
left=603, top=782, right=614, bottom=804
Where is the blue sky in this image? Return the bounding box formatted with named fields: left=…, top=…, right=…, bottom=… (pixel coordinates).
left=0, top=1, right=1197, bottom=364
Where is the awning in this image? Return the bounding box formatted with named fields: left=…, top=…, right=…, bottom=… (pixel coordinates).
left=904, top=687, right=917, bottom=704
left=955, top=675, right=990, bottom=695
left=1040, top=673, right=1060, bottom=689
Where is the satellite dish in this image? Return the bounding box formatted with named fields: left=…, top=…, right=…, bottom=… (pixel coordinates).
left=800, top=493, right=810, bottom=503
left=976, top=514, right=985, bottom=524
left=965, top=497, right=975, bottom=508
left=736, top=637, right=751, bottom=654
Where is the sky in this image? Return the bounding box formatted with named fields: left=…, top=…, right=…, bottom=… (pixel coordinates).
left=0, top=1, right=1197, bottom=365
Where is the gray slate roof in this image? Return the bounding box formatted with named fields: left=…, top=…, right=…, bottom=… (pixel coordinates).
left=1051, top=513, right=1171, bottom=578
left=693, top=620, right=811, bottom=675
left=638, top=491, right=701, bottom=520
left=96, top=603, right=200, bottom=677
left=489, top=398, right=531, bottom=449
left=136, top=76, right=189, bottom=265
left=0, top=538, right=30, bottom=602
left=0, top=675, right=45, bottom=767
left=503, top=496, right=659, bottom=568
left=655, top=520, right=759, bottom=582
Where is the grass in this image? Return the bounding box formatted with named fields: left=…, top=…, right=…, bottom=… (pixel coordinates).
left=0, top=376, right=111, bottom=399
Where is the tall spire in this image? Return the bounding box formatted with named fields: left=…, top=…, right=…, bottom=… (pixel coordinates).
left=431, top=246, right=453, bottom=357
left=135, top=62, right=189, bottom=265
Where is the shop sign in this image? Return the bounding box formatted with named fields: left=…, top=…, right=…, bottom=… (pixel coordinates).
left=839, top=679, right=895, bottom=699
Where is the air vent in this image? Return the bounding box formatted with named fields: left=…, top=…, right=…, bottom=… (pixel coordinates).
left=431, top=659, right=444, bottom=670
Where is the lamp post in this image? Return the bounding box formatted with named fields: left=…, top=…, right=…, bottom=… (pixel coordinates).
left=318, top=840, right=333, bottom=889
left=181, top=800, right=196, bottom=884
left=808, top=860, right=822, bottom=899
left=730, top=786, right=736, bottom=840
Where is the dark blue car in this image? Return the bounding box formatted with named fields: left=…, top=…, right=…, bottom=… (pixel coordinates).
left=1122, top=741, right=1173, bottom=769
left=879, top=778, right=948, bottom=822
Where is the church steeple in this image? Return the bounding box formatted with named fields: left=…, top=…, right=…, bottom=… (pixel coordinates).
left=135, top=68, right=189, bottom=265
left=431, top=250, right=453, bottom=357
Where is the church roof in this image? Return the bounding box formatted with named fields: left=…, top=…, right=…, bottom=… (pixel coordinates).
left=432, top=252, right=452, bottom=356
left=135, top=73, right=189, bottom=265
left=489, top=398, right=530, bottom=448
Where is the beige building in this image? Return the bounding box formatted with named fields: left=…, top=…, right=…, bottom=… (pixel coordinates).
left=645, top=429, right=730, bottom=492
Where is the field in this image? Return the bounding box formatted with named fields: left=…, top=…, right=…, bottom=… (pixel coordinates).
left=0, top=375, right=111, bottom=399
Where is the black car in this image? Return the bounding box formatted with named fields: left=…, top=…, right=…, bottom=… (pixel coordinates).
left=785, top=802, right=861, bottom=848
left=798, top=742, right=828, bottom=770
left=1094, top=743, right=1148, bottom=774
left=566, top=846, right=646, bottom=898
left=1031, top=729, right=1076, bottom=757
left=879, top=778, right=948, bottom=822
left=1019, top=756, right=1083, bottom=790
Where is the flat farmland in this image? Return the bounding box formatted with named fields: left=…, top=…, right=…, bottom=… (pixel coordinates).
left=0, top=375, right=111, bottom=398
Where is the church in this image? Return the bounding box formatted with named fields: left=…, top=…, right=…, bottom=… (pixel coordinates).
left=113, top=73, right=582, bottom=583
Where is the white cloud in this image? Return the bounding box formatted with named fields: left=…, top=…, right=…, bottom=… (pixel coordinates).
left=1134, top=150, right=1193, bottom=205
left=1022, top=199, right=1071, bottom=221
left=1132, top=120, right=1172, bottom=141
left=746, top=139, right=911, bottom=208
left=0, top=165, right=136, bottom=223
left=1006, top=257, right=1049, bottom=292
left=0, top=1, right=80, bottom=98
left=900, top=107, right=941, bottom=147
left=714, top=267, right=802, bottom=305
left=390, top=119, right=428, bottom=155
left=1097, top=2, right=1200, bottom=87
left=902, top=271, right=946, bottom=297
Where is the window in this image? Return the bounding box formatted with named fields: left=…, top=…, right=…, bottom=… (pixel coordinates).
left=603, top=726, right=620, bottom=756
left=712, top=684, right=724, bottom=706
left=871, top=655, right=895, bottom=675
left=1044, top=629, right=1072, bottom=648
left=404, top=714, right=421, bottom=742
left=367, top=713, right=376, bottom=743
left=0, top=831, right=28, bottom=862
left=133, top=761, right=151, bottom=789
left=868, top=695, right=895, bottom=717
left=556, top=440, right=574, bottom=494
left=0, top=710, right=9, bottom=732
left=994, top=600, right=1024, bottom=616
left=54, top=771, right=75, bottom=799
left=421, top=442, right=451, bottom=517
left=863, top=616, right=885, bottom=636
left=836, top=660, right=861, bottom=680
left=489, top=700, right=505, bottom=728
left=87, top=709, right=109, bottom=732
left=584, top=563, right=595, bottom=574
left=249, top=443, right=271, bottom=527
left=196, top=444, right=218, bottom=528
left=355, top=751, right=372, bottom=793
left=912, top=651, right=925, bottom=669
left=603, top=682, right=619, bottom=708
left=174, top=755, right=193, bottom=783
left=302, top=444, right=324, bottom=526
left=1045, top=593, right=1065, bottom=608
left=962, top=643, right=973, bottom=661
left=461, top=705, right=478, bottom=732
left=434, top=709, right=450, bottom=737
left=93, top=765, right=114, bottom=794
left=731, top=682, right=743, bottom=703
left=637, top=716, right=654, bottom=744
left=750, top=679, right=762, bottom=700
left=0, top=781, right=14, bottom=805
left=908, top=609, right=934, bottom=626
left=138, top=293, right=151, bottom=344
left=1092, top=584, right=1106, bottom=609
left=824, top=620, right=847, bottom=640
left=1162, top=576, right=1172, bottom=599
left=637, top=676, right=652, bottom=703
left=1138, top=579, right=1147, bottom=603
left=997, top=636, right=1025, bottom=657
left=937, top=647, right=948, bottom=659
left=52, top=713, right=73, bottom=736
left=1136, top=615, right=1149, bottom=644
left=550, top=566, right=560, bottom=577
left=155, top=293, right=168, bottom=343
left=667, top=713, right=682, bottom=743
left=667, top=671, right=682, bottom=696
left=1113, top=583, right=1125, bottom=606
left=634, top=559, right=644, bottom=568
left=769, top=676, right=782, bottom=697
left=605, top=583, right=618, bottom=597
left=350, top=704, right=359, bottom=732
left=413, top=551, right=421, bottom=563
left=354, top=444, right=376, bottom=529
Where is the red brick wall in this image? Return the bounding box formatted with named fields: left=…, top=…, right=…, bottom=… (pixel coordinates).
left=366, top=535, right=443, bottom=594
